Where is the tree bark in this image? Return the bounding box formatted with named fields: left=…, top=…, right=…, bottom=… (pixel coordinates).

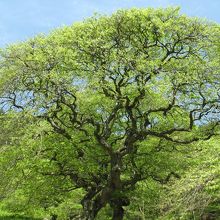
left=112, top=205, right=124, bottom=220
left=81, top=187, right=112, bottom=220
left=81, top=199, right=100, bottom=220
left=81, top=152, right=128, bottom=219
left=50, top=214, right=58, bottom=220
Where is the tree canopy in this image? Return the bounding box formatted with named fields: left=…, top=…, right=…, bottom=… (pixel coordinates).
left=0, top=7, right=220, bottom=220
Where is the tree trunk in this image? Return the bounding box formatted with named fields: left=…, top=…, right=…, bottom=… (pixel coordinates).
left=81, top=152, right=127, bottom=219
left=110, top=153, right=126, bottom=220
left=112, top=205, right=124, bottom=220
left=50, top=214, right=57, bottom=220
left=81, top=199, right=98, bottom=220
left=81, top=187, right=111, bottom=220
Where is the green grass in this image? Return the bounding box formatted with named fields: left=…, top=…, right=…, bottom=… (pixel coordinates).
left=0, top=216, right=41, bottom=220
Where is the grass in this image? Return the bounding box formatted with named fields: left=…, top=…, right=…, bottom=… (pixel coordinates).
left=0, top=216, right=41, bottom=220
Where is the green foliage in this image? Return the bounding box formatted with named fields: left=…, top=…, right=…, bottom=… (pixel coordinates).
left=159, top=139, right=220, bottom=219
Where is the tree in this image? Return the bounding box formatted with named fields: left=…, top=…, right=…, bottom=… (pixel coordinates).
left=0, top=7, right=219, bottom=220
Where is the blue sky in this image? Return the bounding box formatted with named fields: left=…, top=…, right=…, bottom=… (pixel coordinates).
left=0, top=0, right=219, bottom=47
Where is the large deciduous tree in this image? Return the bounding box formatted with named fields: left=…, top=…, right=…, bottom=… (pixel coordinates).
left=0, top=7, right=220, bottom=220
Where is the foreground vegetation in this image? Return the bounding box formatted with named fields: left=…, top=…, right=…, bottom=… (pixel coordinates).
left=0, top=7, right=220, bottom=219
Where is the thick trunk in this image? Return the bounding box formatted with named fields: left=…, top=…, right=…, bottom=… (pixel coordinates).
left=81, top=187, right=112, bottom=220
left=81, top=198, right=94, bottom=219
left=110, top=197, right=130, bottom=220
left=81, top=153, right=128, bottom=219
left=112, top=205, right=124, bottom=220
left=82, top=199, right=101, bottom=220
left=50, top=214, right=58, bottom=220
left=110, top=153, right=126, bottom=220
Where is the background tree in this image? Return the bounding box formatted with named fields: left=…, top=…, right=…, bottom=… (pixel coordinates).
left=159, top=138, right=220, bottom=220
left=0, top=7, right=220, bottom=220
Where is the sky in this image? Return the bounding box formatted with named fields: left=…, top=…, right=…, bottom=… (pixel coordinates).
left=0, top=0, right=219, bottom=47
